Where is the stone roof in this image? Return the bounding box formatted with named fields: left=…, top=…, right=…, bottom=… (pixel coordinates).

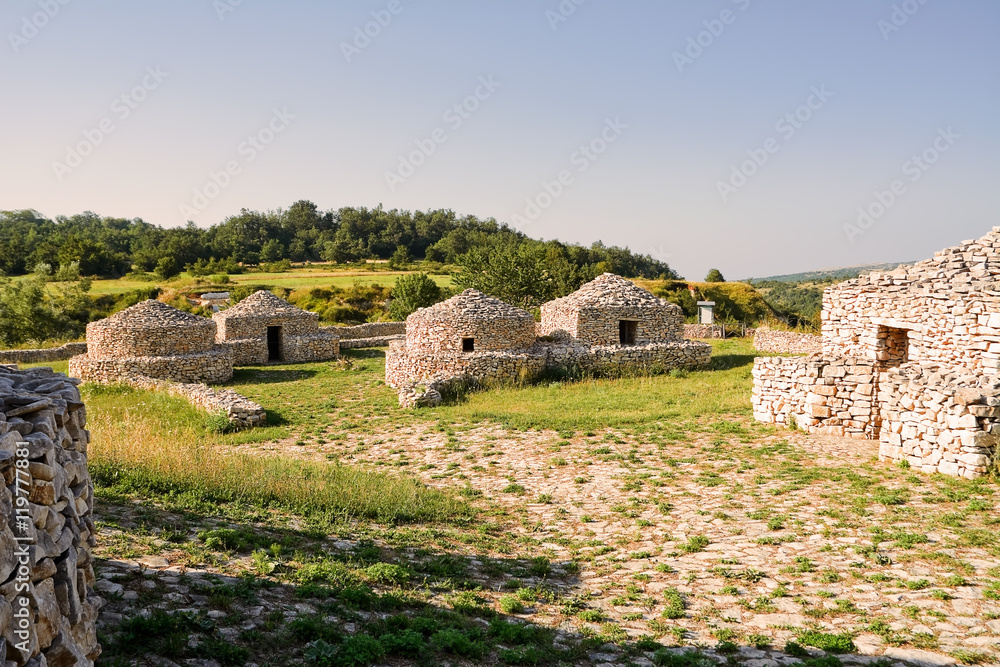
left=217, top=290, right=311, bottom=318
left=545, top=273, right=669, bottom=309
left=837, top=227, right=1000, bottom=297
left=408, top=289, right=533, bottom=321
left=95, top=300, right=211, bottom=330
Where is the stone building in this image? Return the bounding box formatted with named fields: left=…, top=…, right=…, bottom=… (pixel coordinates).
left=539, top=273, right=683, bottom=345
left=213, top=290, right=339, bottom=365
left=753, top=228, right=1000, bottom=478
left=387, top=278, right=712, bottom=404
left=69, top=300, right=233, bottom=384
left=385, top=289, right=545, bottom=389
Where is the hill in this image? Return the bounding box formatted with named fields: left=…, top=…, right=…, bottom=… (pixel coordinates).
left=747, top=261, right=912, bottom=284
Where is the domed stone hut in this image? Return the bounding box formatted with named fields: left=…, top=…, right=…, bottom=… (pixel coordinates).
left=539, top=273, right=684, bottom=345
left=385, top=289, right=544, bottom=388
left=213, top=290, right=339, bottom=365
left=69, top=300, right=233, bottom=383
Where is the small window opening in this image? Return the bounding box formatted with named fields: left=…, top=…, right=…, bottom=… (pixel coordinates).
left=877, top=325, right=909, bottom=369
left=619, top=320, right=637, bottom=345
left=462, top=338, right=475, bottom=352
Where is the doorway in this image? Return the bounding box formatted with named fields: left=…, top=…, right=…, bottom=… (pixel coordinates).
left=267, top=326, right=282, bottom=361
left=619, top=320, right=637, bottom=345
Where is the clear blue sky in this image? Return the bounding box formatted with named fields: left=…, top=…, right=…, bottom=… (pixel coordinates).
left=1, top=0, right=997, bottom=279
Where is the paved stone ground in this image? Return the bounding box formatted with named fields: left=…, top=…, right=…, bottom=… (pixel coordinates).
left=256, top=418, right=1000, bottom=665
left=92, top=417, right=1000, bottom=666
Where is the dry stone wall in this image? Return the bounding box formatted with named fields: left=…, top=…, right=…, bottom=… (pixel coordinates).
left=754, top=330, right=823, bottom=355
left=69, top=347, right=233, bottom=385
left=878, top=363, right=999, bottom=478
left=752, top=355, right=879, bottom=439
left=0, top=344, right=88, bottom=365
left=404, top=290, right=537, bottom=355
left=125, top=376, right=266, bottom=429
left=682, top=324, right=724, bottom=339
left=326, top=322, right=405, bottom=340
left=0, top=365, right=101, bottom=665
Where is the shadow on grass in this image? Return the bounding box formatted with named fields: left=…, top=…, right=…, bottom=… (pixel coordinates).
left=94, top=496, right=909, bottom=667
left=229, top=367, right=320, bottom=384
left=709, top=352, right=758, bottom=371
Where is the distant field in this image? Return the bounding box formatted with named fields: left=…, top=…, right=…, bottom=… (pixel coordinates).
left=84, top=267, right=454, bottom=296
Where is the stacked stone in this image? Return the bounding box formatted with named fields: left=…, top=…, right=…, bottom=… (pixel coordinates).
left=213, top=291, right=339, bottom=365
left=539, top=273, right=684, bottom=345
left=124, top=376, right=266, bottom=429
left=0, top=365, right=101, bottom=665
left=752, top=355, right=879, bottom=439
left=754, top=330, right=823, bottom=355
left=823, top=227, right=1000, bottom=374
left=878, top=363, right=999, bottom=478
left=69, top=300, right=233, bottom=384
left=323, top=322, right=405, bottom=349
left=0, top=343, right=88, bottom=365
left=683, top=324, right=725, bottom=339
left=542, top=339, right=711, bottom=374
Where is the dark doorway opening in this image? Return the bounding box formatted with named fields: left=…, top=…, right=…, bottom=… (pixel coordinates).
left=267, top=326, right=282, bottom=361
left=619, top=320, right=637, bottom=345
left=462, top=338, right=475, bottom=352
left=877, top=325, right=909, bottom=369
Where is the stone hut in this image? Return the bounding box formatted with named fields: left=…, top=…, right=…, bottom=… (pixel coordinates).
left=385, top=289, right=545, bottom=389
left=69, top=300, right=233, bottom=384
left=753, top=227, right=1000, bottom=478
left=213, top=290, right=340, bottom=365
left=539, top=273, right=684, bottom=345
left=387, top=280, right=712, bottom=403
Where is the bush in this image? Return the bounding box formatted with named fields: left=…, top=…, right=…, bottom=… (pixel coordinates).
left=388, top=272, right=443, bottom=320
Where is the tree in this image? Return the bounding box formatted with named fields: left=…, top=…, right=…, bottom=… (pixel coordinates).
left=154, top=256, right=181, bottom=280
left=705, top=268, right=726, bottom=283
left=260, top=239, right=285, bottom=263
left=389, top=273, right=443, bottom=320
left=387, top=245, right=411, bottom=270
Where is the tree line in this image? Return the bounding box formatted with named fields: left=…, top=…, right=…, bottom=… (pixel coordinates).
left=0, top=201, right=677, bottom=282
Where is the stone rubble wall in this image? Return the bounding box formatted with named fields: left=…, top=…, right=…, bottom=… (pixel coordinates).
left=752, top=355, right=879, bottom=439
left=0, top=365, right=101, bottom=665
left=539, top=304, right=683, bottom=346
left=683, top=324, right=725, bottom=339
left=68, top=347, right=234, bottom=385
left=878, top=364, right=999, bottom=478
left=219, top=338, right=268, bottom=366
left=389, top=339, right=712, bottom=402
left=214, top=312, right=318, bottom=341
left=754, top=330, right=823, bottom=355
left=0, top=344, right=88, bottom=365
left=213, top=292, right=340, bottom=364
left=124, top=375, right=266, bottom=429
left=323, top=322, right=405, bottom=340
left=405, top=314, right=536, bottom=355
left=339, top=335, right=405, bottom=349
left=282, top=333, right=340, bottom=363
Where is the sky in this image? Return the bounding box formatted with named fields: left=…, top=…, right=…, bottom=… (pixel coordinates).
left=1, top=0, right=998, bottom=280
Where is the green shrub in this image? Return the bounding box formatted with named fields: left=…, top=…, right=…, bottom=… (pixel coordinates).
left=796, top=630, right=856, bottom=654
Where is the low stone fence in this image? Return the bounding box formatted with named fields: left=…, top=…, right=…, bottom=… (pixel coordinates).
left=324, top=322, right=405, bottom=340
left=124, top=376, right=266, bottom=429
left=0, top=343, right=88, bottom=364
left=683, top=324, right=725, bottom=339
left=879, top=364, right=998, bottom=478
left=754, top=330, right=823, bottom=355
left=751, top=355, right=879, bottom=439
left=0, top=365, right=101, bottom=664
left=391, top=339, right=712, bottom=407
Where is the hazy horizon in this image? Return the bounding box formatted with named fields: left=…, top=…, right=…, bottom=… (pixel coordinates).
left=2, top=0, right=998, bottom=280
